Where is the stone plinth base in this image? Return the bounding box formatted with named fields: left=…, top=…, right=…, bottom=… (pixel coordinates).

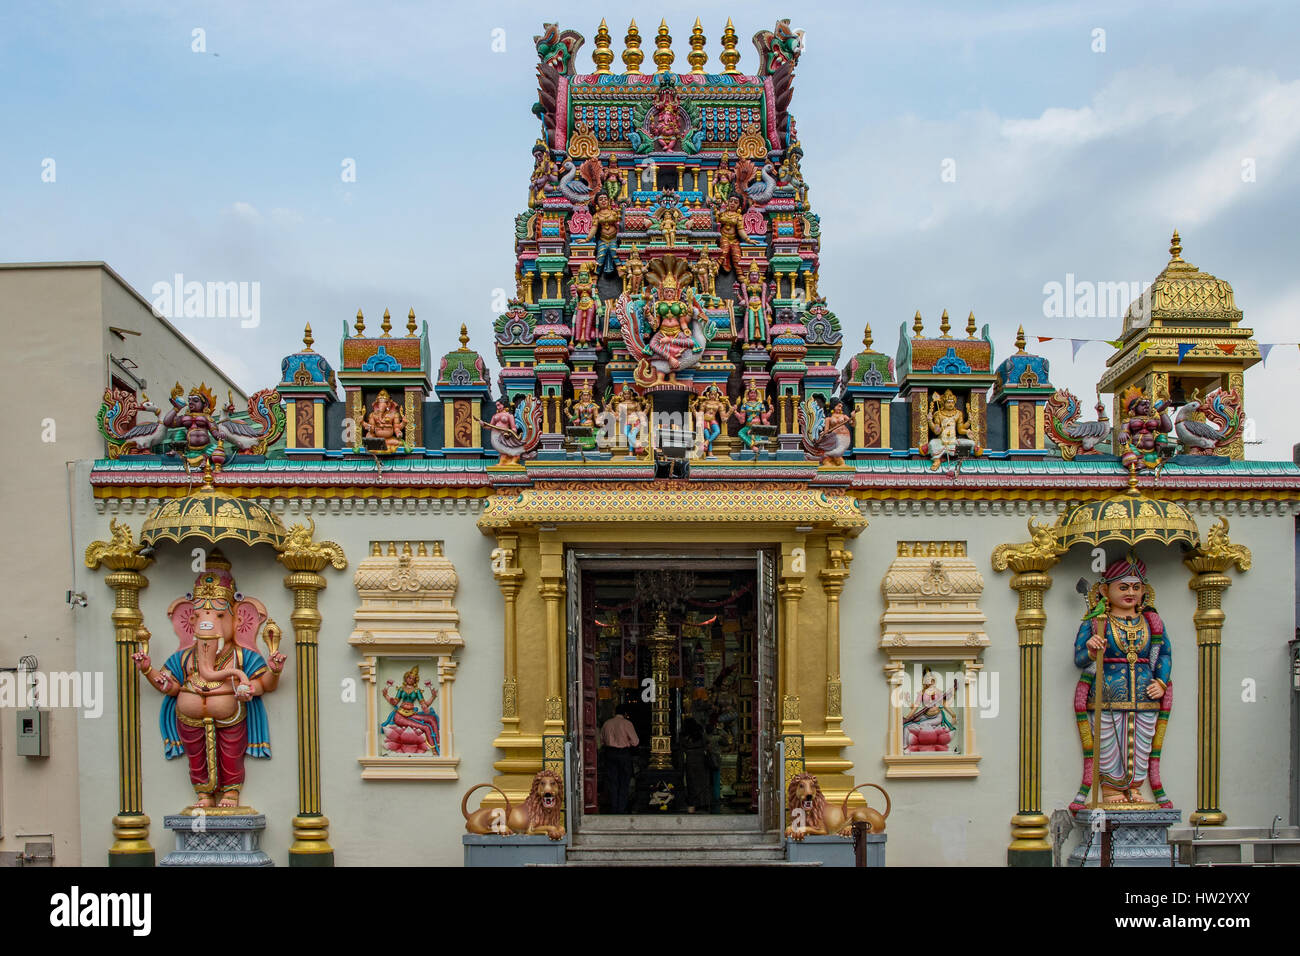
left=463, top=834, right=568, bottom=867
left=786, top=833, right=886, bottom=867
left=160, top=812, right=273, bottom=867
left=1066, top=808, right=1181, bottom=867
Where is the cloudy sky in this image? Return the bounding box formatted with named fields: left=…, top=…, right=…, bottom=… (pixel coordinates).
left=4, top=1, right=1297, bottom=458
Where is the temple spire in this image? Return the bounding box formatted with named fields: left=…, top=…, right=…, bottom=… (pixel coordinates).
left=354, top=308, right=365, bottom=336
left=302, top=323, right=314, bottom=351
left=912, top=310, right=924, bottom=337
left=1170, top=228, right=1183, bottom=261
left=720, top=18, right=740, bottom=73
left=863, top=323, right=873, bottom=350
left=380, top=308, right=392, bottom=337
left=1015, top=324, right=1026, bottom=353
left=407, top=308, right=417, bottom=336
left=593, top=19, right=614, bottom=74
left=459, top=323, right=470, bottom=350
left=688, top=18, right=708, bottom=73
left=653, top=19, right=674, bottom=74
left=966, top=310, right=977, bottom=338
left=622, top=20, right=644, bottom=74
left=939, top=309, right=951, bottom=337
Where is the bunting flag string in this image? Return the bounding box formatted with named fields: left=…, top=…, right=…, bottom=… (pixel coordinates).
left=1026, top=333, right=1300, bottom=365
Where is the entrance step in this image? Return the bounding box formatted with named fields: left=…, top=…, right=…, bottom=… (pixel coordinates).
left=573, top=830, right=780, bottom=848
left=565, top=844, right=790, bottom=864
left=567, top=817, right=790, bottom=865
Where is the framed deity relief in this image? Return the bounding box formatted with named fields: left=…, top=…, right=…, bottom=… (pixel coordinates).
left=879, top=541, right=988, bottom=778
left=349, top=541, right=463, bottom=780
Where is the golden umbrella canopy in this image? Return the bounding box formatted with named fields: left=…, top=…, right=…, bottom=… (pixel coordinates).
left=140, top=483, right=287, bottom=550
left=1053, top=491, right=1200, bottom=552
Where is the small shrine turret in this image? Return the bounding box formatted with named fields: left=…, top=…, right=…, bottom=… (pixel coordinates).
left=434, top=325, right=492, bottom=457
left=278, top=324, right=339, bottom=458
left=990, top=325, right=1054, bottom=457
left=339, top=307, right=431, bottom=455
left=840, top=323, right=898, bottom=457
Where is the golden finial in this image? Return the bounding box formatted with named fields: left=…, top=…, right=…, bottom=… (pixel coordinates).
left=966, top=310, right=977, bottom=338
left=912, top=310, right=924, bottom=337
left=459, top=323, right=470, bottom=350
left=1169, top=228, right=1182, bottom=261
left=863, top=323, right=873, bottom=350
left=407, top=307, right=417, bottom=336
left=354, top=308, right=365, bottom=336
left=653, top=19, right=674, bottom=74
left=688, top=18, right=707, bottom=73
left=370, top=541, right=382, bottom=556
left=380, top=307, right=392, bottom=337
left=593, top=19, right=614, bottom=74
left=720, top=18, right=740, bottom=73
left=302, top=323, right=314, bottom=351
left=433, top=541, right=444, bottom=557
left=623, top=20, right=644, bottom=74
left=1015, top=325, right=1026, bottom=353
left=939, top=309, right=951, bottom=337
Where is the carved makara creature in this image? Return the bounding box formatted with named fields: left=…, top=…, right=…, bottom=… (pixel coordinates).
left=1173, top=387, right=1242, bottom=455
left=1044, top=389, right=1110, bottom=460
left=785, top=773, right=890, bottom=840
left=461, top=770, right=566, bottom=840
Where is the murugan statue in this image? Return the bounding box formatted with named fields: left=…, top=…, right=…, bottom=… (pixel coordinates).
left=1069, top=553, right=1173, bottom=811
left=134, top=550, right=285, bottom=808
left=570, top=264, right=599, bottom=347
left=656, top=205, right=681, bottom=247
left=690, top=385, right=732, bottom=458
left=926, top=389, right=980, bottom=470
left=1117, top=384, right=1173, bottom=475
left=382, top=665, right=440, bottom=754
left=715, top=195, right=751, bottom=274
left=585, top=192, right=622, bottom=275
left=362, top=389, right=407, bottom=453
left=737, top=264, right=771, bottom=345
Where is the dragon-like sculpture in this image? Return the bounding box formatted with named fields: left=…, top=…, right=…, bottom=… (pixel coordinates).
left=1044, top=389, right=1110, bottom=460
left=1173, top=388, right=1242, bottom=455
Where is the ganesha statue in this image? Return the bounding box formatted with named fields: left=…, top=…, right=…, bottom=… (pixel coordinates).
left=134, top=549, right=285, bottom=809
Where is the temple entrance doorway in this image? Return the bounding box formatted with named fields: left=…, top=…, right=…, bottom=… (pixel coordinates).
left=566, top=550, right=779, bottom=833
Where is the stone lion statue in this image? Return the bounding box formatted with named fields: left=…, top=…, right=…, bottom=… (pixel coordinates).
left=785, top=772, right=891, bottom=841
left=461, top=769, right=566, bottom=841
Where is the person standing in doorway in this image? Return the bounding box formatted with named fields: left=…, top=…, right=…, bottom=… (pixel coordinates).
left=600, top=704, right=640, bottom=813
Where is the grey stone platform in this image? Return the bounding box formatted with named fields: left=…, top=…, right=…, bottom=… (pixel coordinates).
left=786, top=833, right=886, bottom=867
left=463, top=833, right=568, bottom=867
left=160, top=812, right=274, bottom=866
left=1066, top=808, right=1181, bottom=867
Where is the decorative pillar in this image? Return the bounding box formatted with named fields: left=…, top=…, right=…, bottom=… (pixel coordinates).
left=779, top=539, right=806, bottom=737
left=538, top=534, right=565, bottom=736
left=819, top=539, right=852, bottom=736
left=992, top=522, right=1065, bottom=867
left=491, top=534, right=524, bottom=738
left=276, top=522, right=347, bottom=866
left=85, top=519, right=156, bottom=867
left=1184, top=517, right=1251, bottom=826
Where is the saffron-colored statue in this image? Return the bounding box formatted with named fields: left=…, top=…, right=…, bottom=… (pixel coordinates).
left=461, top=770, right=565, bottom=840
left=714, top=196, right=751, bottom=274
left=926, top=389, right=981, bottom=470
left=1117, top=385, right=1173, bottom=474
left=382, top=665, right=440, bottom=754
left=585, top=192, right=622, bottom=275
left=1069, top=553, right=1173, bottom=811
left=362, top=389, right=407, bottom=452
left=785, top=774, right=890, bottom=840
left=134, top=550, right=285, bottom=808
left=570, top=264, right=599, bottom=346
left=618, top=244, right=646, bottom=296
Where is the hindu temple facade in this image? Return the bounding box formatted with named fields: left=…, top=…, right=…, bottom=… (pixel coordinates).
left=66, top=19, right=1299, bottom=867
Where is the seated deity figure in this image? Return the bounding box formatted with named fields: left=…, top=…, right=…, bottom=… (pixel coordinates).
left=1070, top=553, right=1173, bottom=810
left=363, top=389, right=407, bottom=452
left=381, top=665, right=440, bottom=754
left=902, top=668, right=957, bottom=752
left=926, top=389, right=980, bottom=470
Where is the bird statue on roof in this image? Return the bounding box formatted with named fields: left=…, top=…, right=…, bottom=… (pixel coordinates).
left=557, top=159, right=592, bottom=204
left=1044, top=389, right=1110, bottom=460
left=1173, top=387, right=1242, bottom=456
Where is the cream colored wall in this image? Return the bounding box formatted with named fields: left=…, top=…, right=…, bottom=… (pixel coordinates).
left=840, top=502, right=1298, bottom=866
left=0, top=264, right=244, bottom=864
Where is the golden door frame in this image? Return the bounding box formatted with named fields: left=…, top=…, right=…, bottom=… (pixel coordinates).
left=476, top=484, right=867, bottom=810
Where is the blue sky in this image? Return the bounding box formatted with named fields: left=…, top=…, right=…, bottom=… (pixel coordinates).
left=4, top=1, right=1297, bottom=457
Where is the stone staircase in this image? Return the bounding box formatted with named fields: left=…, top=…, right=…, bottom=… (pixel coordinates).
left=558, top=814, right=809, bottom=867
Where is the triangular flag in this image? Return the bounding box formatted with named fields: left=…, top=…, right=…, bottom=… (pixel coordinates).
left=1216, top=343, right=1237, bottom=354
left=1136, top=342, right=1151, bottom=353
left=1036, top=336, right=1055, bottom=342
left=1105, top=339, right=1122, bottom=348
left=1071, top=338, right=1087, bottom=360
left=1260, top=343, right=1274, bottom=365
left=1176, top=343, right=1197, bottom=363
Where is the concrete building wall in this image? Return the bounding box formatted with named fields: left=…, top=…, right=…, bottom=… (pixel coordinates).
left=0, top=263, right=244, bottom=864
left=71, top=478, right=1297, bottom=866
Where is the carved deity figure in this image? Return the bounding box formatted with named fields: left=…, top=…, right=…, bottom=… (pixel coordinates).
left=694, top=249, right=719, bottom=299
left=902, top=668, right=957, bottom=752
left=164, top=383, right=224, bottom=469
left=611, top=390, right=648, bottom=457
left=643, top=272, right=707, bottom=371
left=732, top=383, right=775, bottom=449
left=564, top=382, right=601, bottom=451
left=382, top=665, right=440, bottom=754
left=135, top=551, right=285, bottom=808
left=1070, top=553, right=1173, bottom=811
left=618, top=244, right=646, bottom=296
left=926, top=389, right=979, bottom=470
left=690, top=385, right=732, bottom=458
left=656, top=205, right=681, bottom=247
left=713, top=151, right=735, bottom=201
left=1117, top=385, right=1173, bottom=474
left=362, top=389, right=407, bottom=452
left=737, top=264, right=771, bottom=345
left=570, top=264, right=599, bottom=346
left=715, top=196, right=751, bottom=274
left=585, top=193, right=622, bottom=275
left=528, top=140, right=557, bottom=207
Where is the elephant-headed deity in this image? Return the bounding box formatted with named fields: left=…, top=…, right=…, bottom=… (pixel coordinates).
left=134, top=549, right=286, bottom=808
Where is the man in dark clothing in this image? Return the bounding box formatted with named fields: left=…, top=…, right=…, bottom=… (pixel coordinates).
left=599, top=704, right=639, bottom=813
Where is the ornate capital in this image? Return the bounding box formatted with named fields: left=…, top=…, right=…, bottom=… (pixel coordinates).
left=1184, top=517, right=1251, bottom=575
left=85, top=518, right=154, bottom=573
left=992, top=518, right=1066, bottom=574
left=277, top=520, right=347, bottom=574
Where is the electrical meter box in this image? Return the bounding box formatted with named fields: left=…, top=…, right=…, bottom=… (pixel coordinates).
left=16, top=708, right=50, bottom=757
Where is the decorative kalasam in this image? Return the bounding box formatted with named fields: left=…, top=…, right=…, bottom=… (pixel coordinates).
left=134, top=549, right=285, bottom=809
left=461, top=770, right=565, bottom=840
left=1069, top=552, right=1173, bottom=811
left=785, top=773, right=890, bottom=840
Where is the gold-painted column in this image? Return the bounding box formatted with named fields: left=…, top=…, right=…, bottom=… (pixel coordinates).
left=819, top=539, right=852, bottom=736
left=1184, top=517, right=1251, bottom=826
left=993, top=524, right=1064, bottom=867
left=779, top=539, right=806, bottom=736
left=538, top=534, right=566, bottom=734
left=277, top=523, right=347, bottom=867
left=492, top=534, right=524, bottom=737
left=86, top=519, right=156, bottom=867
